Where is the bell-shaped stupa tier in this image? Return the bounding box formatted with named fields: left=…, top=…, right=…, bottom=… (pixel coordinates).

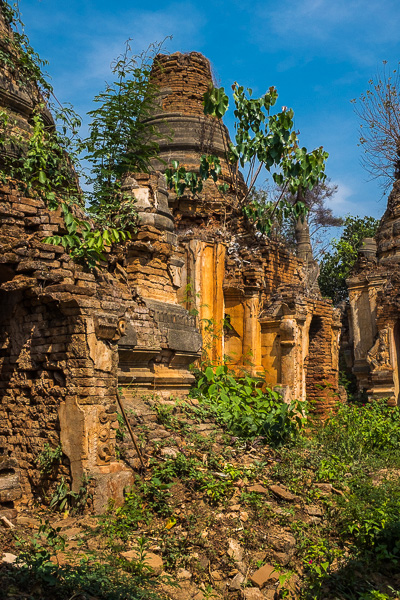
left=376, top=179, right=400, bottom=265
left=147, top=52, right=244, bottom=224
left=0, top=7, right=53, bottom=163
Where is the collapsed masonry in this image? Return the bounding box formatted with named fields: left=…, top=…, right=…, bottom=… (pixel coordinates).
left=0, top=33, right=341, bottom=515
left=347, top=178, right=400, bottom=404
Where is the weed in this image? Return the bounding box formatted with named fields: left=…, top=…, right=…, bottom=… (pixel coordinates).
left=139, top=477, right=173, bottom=516
left=360, top=591, right=400, bottom=600
left=116, top=412, right=127, bottom=441
left=274, top=400, right=400, bottom=598
left=151, top=451, right=242, bottom=505
left=160, top=532, right=192, bottom=569
left=38, top=443, right=63, bottom=475
left=317, top=400, right=400, bottom=466
left=50, top=474, right=92, bottom=514
left=102, top=487, right=151, bottom=544
left=203, top=584, right=219, bottom=599
left=13, top=520, right=164, bottom=599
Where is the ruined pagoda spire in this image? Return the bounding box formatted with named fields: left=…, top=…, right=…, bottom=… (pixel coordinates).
left=146, top=52, right=244, bottom=226
left=295, top=216, right=314, bottom=266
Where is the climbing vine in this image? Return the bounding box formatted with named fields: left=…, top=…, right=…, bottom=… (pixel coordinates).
left=0, top=0, right=51, bottom=93
left=0, top=1, right=163, bottom=265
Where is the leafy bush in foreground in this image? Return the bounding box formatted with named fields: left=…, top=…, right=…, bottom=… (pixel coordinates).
left=11, top=521, right=164, bottom=600
left=191, top=365, right=306, bottom=445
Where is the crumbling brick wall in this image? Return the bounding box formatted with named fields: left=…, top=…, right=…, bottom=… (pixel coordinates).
left=0, top=9, right=202, bottom=512
left=0, top=172, right=201, bottom=511
left=0, top=179, right=137, bottom=509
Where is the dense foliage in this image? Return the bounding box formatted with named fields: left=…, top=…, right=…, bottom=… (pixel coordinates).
left=84, top=39, right=164, bottom=231
left=276, top=399, right=400, bottom=598
left=318, top=215, right=380, bottom=303
left=191, top=365, right=306, bottom=445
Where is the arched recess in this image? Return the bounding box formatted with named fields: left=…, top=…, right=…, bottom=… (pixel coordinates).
left=223, top=290, right=244, bottom=368
left=305, top=315, right=324, bottom=399
left=0, top=265, right=14, bottom=284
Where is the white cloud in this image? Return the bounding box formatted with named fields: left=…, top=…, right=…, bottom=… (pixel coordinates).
left=326, top=179, right=386, bottom=219
left=326, top=181, right=355, bottom=215
left=23, top=1, right=206, bottom=105
left=252, top=0, right=400, bottom=66
left=83, top=3, right=205, bottom=82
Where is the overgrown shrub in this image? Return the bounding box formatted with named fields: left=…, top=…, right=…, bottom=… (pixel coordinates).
left=275, top=399, right=400, bottom=598
left=317, top=400, right=400, bottom=465
left=191, top=365, right=306, bottom=445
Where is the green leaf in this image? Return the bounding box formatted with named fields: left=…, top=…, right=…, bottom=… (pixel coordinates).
left=38, top=170, right=47, bottom=185
left=205, top=367, right=214, bottom=382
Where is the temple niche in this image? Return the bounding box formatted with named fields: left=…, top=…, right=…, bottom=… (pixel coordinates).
left=347, top=178, right=400, bottom=404
left=148, top=52, right=342, bottom=413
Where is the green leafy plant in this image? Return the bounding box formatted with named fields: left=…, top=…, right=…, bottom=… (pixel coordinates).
left=273, top=398, right=400, bottom=597
left=13, top=519, right=165, bottom=599
left=15, top=520, right=67, bottom=585
left=49, top=474, right=92, bottom=514
left=37, top=443, right=63, bottom=475
left=317, top=400, right=400, bottom=463
left=0, top=1, right=52, bottom=94
left=102, top=487, right=151, bottom=543
left=165, top=154, right=228, bottom=197
left=360, top=590, right=400, bottom=600
left=84, top=38, right=166, bottom=230
left=192, top=364, right=306, bottom=445
left=318, top=215, right=379, bottom=303
left=165, top=83, right=329, bottom=235
left=0, top=2, right=167, bottom=266
left=116, top=412, right=127, bottom=441
left=139, top=476, right=173, bottom=516
left=152, top=452, right=234, bottom=505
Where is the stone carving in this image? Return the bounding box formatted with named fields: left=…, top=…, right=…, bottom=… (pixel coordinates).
left=98, top=444, right=113, bottom=463
left=367, top=328, right=392, bottom=372
left=279, top=317, right=297, bottom=346
left=168, top=257, right=185, bottom=289
left=115, top=317, right=127, bottom=340
left=347, top=179, right=400, bottom=401
left=95, top=315, right=123, bottom=340
left=97, top=405, right=119, bottom=465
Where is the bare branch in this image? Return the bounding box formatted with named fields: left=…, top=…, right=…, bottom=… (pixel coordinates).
left=353, top=61, right=400, bottom=191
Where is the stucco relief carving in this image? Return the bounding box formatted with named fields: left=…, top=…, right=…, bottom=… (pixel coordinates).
left=279, top=317, right=296, bottom=346
left=97, top=405, right=119, bottom=465
left=168, top=258, right=185, bottom=289
left=367, top=328, right=392, bottom=372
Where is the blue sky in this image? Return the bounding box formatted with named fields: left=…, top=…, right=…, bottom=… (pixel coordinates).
left=17, top=0, right=400, bottom=222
